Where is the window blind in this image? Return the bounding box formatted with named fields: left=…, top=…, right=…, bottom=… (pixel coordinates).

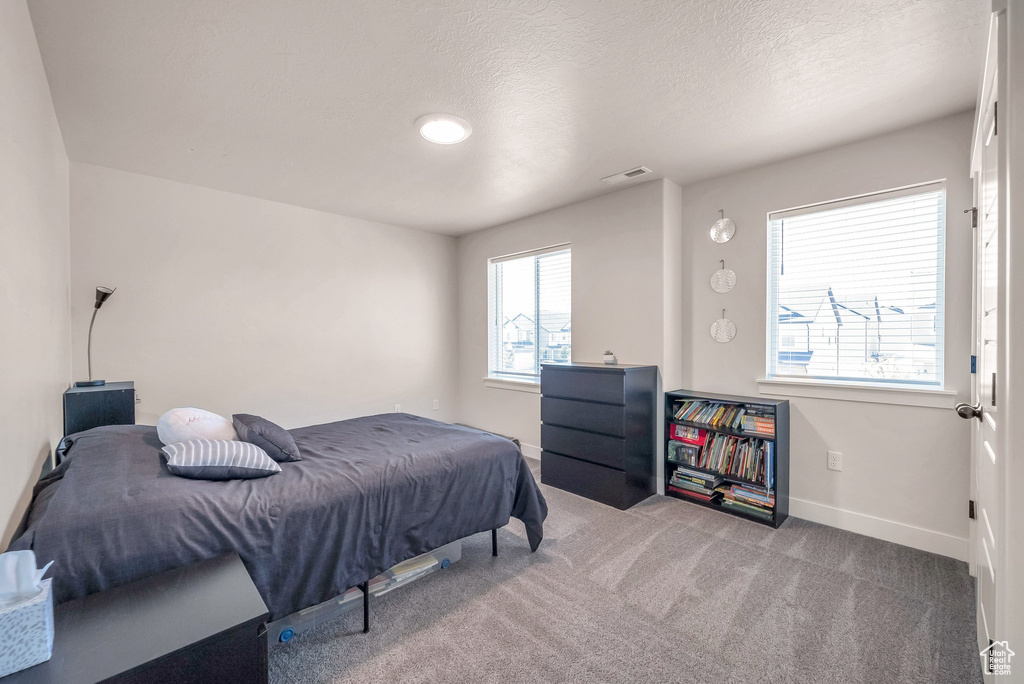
left=767, top=182, right=945, bottom=388
left=488, top=245, right=571, bottom=380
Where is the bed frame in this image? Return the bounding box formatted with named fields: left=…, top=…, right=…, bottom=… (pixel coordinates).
left=267, top=528, right=499, bottom=643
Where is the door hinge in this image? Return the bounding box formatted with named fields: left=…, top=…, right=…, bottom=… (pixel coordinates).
left=965, top=207, right=978, bottom=228
left=993, top=372, right=997, bottom=407
left=969, top=499, right=976, bottom=520
left=971, top=355, right=977, bottom=374
left=994, top=101, right=998, bottom=136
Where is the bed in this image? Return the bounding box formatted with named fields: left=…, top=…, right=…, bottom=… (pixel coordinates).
left=9, top=413, right=547, bottom=620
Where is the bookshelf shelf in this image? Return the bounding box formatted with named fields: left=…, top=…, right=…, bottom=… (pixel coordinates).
left=666, top=460, right=766, bottom=489
left=668, top=419, right=773, bottom=442
left=665, top=488, right=771, bottom=523
left=664, top=390, right=790, bottom=529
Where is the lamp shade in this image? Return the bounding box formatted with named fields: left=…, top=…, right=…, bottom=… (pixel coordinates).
left=94, top=286, right=115, bottom=309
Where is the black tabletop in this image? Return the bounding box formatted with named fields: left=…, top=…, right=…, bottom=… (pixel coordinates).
left=6, top=553, right=268, bottom=683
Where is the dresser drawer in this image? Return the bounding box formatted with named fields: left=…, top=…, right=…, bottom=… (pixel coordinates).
left=541, top=451, right=628, bottom=509
left=541, top=397, right=625, bottom=437
left=541, top=367, right=625, bottom=405
left=541, top=424, right=625, bottom=470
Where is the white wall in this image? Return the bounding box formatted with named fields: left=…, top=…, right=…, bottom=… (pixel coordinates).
left=455, top=115, right=974, bottom=560
left=679, top=112, right=975, bottom=559
left=1, top=28, right=973, bottom=564
left=69, top=163, right=459, bottom=429
left=1000, top=0, right=1024, bottom=656
left=456, top=179, right=682, bottom=454
left=0, top=1, right=71, bottom=546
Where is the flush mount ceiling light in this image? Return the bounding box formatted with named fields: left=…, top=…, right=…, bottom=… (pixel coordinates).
left=416, top=113, right=472, bottom=144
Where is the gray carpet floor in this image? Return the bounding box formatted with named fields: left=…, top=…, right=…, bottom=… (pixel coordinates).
left=269, top=461, right=983, bottom=683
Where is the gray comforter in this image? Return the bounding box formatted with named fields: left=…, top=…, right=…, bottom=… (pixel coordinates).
left=10, top=413, right=547, bottom=619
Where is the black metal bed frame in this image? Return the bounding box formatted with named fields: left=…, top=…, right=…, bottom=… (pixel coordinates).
left=357, top=527, right=498, bottom=633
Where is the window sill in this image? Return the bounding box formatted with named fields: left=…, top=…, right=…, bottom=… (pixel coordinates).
left=482, top=376, right=541, bottom=394
left=756, top=377, right=959, bottom=409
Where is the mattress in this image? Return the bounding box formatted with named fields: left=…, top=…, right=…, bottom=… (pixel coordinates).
left=9, top=413, right=547, bottom=619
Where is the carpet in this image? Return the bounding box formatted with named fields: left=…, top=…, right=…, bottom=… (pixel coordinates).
left=269, top=462, right=982, bottom=683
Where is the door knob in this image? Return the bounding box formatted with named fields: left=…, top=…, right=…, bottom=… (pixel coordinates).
left=955, top=401, right=983, bottom=420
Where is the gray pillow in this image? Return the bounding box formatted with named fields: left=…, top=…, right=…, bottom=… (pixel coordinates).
left=162, top=439, right=281, bottom=480
left=232, top=414, right=301, bottom=463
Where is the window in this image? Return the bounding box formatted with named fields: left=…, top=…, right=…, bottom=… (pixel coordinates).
left=488, top=245, right=571, bottom=382
left=767, top=182, right=945, bottom=388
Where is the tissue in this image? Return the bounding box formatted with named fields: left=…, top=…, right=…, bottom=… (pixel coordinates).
left=0, top=551, right=53, bottom=610
left=0, top=550, right=54, bottom=677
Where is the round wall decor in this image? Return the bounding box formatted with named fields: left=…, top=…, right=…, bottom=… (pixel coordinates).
left=710, top=216, right=735, bottom=243
left=710, top=311, right=736, bottom=343
left=710, top=260, right=736, bottom=293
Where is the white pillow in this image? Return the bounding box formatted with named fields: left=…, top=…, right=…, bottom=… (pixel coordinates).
left=157, top=407, right=238, bottom=446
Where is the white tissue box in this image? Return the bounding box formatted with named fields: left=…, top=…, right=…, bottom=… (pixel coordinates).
left=0, top=578, right=54, bottom=677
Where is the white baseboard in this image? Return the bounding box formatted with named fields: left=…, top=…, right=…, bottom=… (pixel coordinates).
left=519, top=446, right=965, bottom=560
left=790, top=497, right=969, bottom=562
left=520, top=442, right=541, bottom=461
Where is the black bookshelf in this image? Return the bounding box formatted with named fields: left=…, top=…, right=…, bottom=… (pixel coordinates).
left=664, top=390, right=789, bottom=528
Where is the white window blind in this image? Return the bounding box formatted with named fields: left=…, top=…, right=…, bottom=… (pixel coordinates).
left=767, top=182, right=945, bottom=388
left=488, top=245, right=571, bottom=381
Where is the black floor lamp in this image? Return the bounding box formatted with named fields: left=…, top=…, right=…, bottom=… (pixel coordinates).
left=74, top=286, right=115, bottom=388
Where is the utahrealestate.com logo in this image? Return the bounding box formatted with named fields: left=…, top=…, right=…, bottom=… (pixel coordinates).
left=981, top=641, right=1015, bottom=676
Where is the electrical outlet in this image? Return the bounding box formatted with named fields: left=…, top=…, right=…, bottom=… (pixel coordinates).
left=432, top=399, right=440, bottom=411
left=135, top=391, right=141, bottom=404
left=827, top=450, right=842, bottom=471
left=394, top=404, right=401, bottom=413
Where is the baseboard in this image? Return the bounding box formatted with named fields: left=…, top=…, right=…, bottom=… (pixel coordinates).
left=520, top=443, right=541, bottom=461
left=790, top=497, right=969, bottom=561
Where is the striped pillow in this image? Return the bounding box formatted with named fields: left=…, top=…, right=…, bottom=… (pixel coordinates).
left=161, top=439, right=281, bottom=480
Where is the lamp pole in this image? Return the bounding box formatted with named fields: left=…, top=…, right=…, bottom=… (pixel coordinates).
left=75, top=286, right=115, bottom=388
left=86, top=307, right=100, bottom=382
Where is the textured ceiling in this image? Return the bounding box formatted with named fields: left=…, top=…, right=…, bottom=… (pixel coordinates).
left=28, top=0, right=986, bottom=235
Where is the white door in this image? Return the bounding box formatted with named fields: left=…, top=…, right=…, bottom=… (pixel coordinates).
left=963, top=15, right=1003, bottom=676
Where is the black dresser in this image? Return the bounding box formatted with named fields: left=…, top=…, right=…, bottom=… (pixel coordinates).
left=540, top=363, right=658, bottom=510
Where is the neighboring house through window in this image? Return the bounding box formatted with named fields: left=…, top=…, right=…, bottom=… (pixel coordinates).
left=488, top=245, right=571, bottom=382
left=767, top=182, right=946, bottom=388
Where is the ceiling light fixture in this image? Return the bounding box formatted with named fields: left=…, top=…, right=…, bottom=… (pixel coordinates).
left=416, top=113, right=472, bottom=144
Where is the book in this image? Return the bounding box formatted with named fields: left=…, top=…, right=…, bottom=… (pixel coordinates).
left=723, top=496, right=772, bottom=513
left=669, top=477, right=716, bottom=497
left=668, top=485, right=714, bottom=503
left=730, top=485, right=775, bottom=507
left=669, top=424, right=706, bottom=445
left=667, top=440, right=702, bottom=466
left=697, top=433, right=771, bottom=485
left=673, top=473, right=718, bottom=490
left=674, top=466, right=722, bottom=488
left=722, top=498, right=773, bottom=520
left=673, top=400, right=745, bottom=430
left=741, top=415, right=775, bottom=436
left=724, top=493, right=772, bottom=511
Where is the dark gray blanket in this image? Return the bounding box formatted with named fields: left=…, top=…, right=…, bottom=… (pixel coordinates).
left=10, top=413, right=547, bottom=619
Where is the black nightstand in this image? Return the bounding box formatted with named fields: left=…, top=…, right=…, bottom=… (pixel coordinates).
left=62, top=381, right=135, bottom=438
left=5, top=553, right=269, bottom=684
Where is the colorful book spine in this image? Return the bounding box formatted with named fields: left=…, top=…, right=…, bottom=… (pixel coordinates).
left=669, top=478, right=716, bottom=497
left=668, top=485, right=714, bottom=503
left=722, top=499, right=773, bottom=520
left=670, top=398, right=779, bottom=515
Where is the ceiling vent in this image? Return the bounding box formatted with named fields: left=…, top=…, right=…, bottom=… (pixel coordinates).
left=600, top=166, right=652, bottom=185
